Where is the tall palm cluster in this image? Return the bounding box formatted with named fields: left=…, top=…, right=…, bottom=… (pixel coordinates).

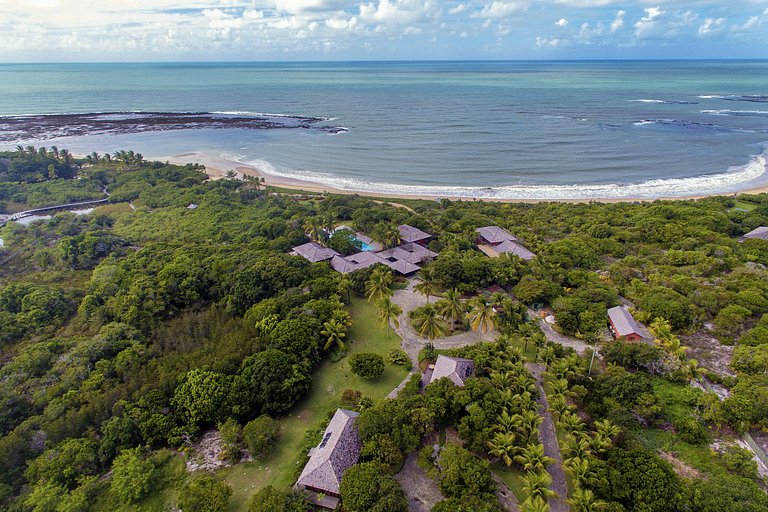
left=365, top=267, right=403, bottom=339
left=482, top=346, right=556, bottom=512
left=111, top=150, right=144, bottom=168
left=15, top=144, right=74, bottom=165
left=411, top=276, right=502, bottom=341
left=543, top=358, right=621, bottom=512
left=650, top=318, right=702, bottom=382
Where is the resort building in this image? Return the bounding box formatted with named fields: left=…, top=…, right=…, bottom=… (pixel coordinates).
left=476, top=225, right=517, bottom=244
left=329, top=252, right=382, bottom=274
left=399, top=224, right=432, bottom=245
left=295, top=408, right=362, bottom=510
left=607, top=306, right=645, bottom=341
left=292, top=226, right=438, bottom=276
left=291, top=241, right=340, bottom=263
left=740, top=226, right=768, bottom=242
left=475, top=225, right=535, bottom=260
left=425, top=355, right=475, bottom=387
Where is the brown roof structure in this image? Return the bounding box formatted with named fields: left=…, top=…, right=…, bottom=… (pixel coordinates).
left=296, top=409, right=361, bottom=500
left=742, top=226, right=768, bottom=241
left=476, top=226, right=517, bottom=244
left=429, top=355, right=475, bottom=387
left=494, top=239, right=536, bottom=260
left=607, top=306, right=645, bottom=340
left=330, top=252, right=384, bottom=274
left=292, top=242, right=340, bottom=263
left=398, top=224, right=431, bottom=244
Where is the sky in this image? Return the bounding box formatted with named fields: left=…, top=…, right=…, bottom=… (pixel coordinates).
left=0, top=0, right=766, bottom=61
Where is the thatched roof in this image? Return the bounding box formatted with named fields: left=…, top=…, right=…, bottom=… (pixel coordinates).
left=292, top=242, right=340, bottom=263
left=296, top=409, right=361, bottom=495
left=398, top=224, right=431, bottom=243
left=743, top=226, right=768, bottom=240
left=429, top=355, right=475, bottom=387
left=476, top=226, right=517, bottom=244
left=494, top=239, right=535, bottom=260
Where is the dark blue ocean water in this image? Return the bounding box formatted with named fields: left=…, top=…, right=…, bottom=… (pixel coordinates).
left=0, top=61, right=766, bottom=199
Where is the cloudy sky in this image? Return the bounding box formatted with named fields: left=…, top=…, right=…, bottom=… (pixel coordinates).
left=0, top=0, right=766, bottom=61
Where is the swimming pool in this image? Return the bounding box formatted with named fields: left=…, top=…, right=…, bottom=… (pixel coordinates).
left=359, top=241, right=375, bottom=251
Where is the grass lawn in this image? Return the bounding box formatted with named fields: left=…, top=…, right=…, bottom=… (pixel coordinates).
left=731, top=199, right=758, bottom=212
left=492, top=463, right=527, bottom=503
left=93, top=202, right=135, bottom=216
left=222, top=297, right=408, bottom=511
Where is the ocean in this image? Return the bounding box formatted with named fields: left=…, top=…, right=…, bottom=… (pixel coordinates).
left=0, top=60, right=766, bottom=200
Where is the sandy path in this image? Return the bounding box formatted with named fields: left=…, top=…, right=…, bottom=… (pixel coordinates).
left=526, top=363, right=569, bottom=512
left=390, top=280, right=497, bottom=369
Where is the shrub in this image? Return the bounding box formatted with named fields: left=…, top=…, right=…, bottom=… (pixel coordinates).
left=110, top=448, right=155, bottom=503
left=243, top=415, right=280, bottom=459
left=717, top=444, right=758, bottom=480
left=339, top=462, right=407, bottom=512
left=672, top=417, right=710, bottom=445
left=178, top=474, right=232, bottom=512
left=387, top=348, right=412, bottom=369
left=349, top=353, right=385, bottom=379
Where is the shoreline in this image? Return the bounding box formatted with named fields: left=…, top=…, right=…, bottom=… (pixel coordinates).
left=161, top=151, right=768, bottom=204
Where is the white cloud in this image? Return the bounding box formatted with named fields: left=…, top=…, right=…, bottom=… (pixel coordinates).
left=359, top=0, right=432, bottom=25
left=742, top=15, right=759, bottom=29
left=610, top=10, right=625, bottom=32
left=634, top=6, right=664, bottom=38
left=448, top=3, right=466, bottom=15
left=473, top=1, right=529, bottom=19
left=556, top=18, right=568, bottom=27
left=536, top=36, right=561, bottom=47
left=698, top=17, right=724, bottom=36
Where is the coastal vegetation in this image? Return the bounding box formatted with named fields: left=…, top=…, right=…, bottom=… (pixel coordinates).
left=0, top=149, right=767, bottom=511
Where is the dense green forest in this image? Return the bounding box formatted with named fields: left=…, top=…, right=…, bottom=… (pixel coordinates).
left=0, top=148, right=767, bottom=512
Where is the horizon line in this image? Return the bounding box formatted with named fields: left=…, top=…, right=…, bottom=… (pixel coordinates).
left=1, top=57, right=767, bottom=65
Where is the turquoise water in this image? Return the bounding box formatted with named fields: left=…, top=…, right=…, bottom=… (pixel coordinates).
left=359, top=241, right=375, bottom=252
left=0, top=61, right=767, bottom=199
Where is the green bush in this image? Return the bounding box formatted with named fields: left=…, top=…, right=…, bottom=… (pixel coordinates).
left=178, top=474, right=232, bottom=512
left=349, top=352, right=385, bottom=379
left=387, top=348, right=412, bottom=370
left=672, top=417, right=710, bottom=445
left=243, top=415, right=280, bottom=459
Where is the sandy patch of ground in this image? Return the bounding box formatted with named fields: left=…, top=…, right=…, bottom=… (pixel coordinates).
left=658, top=451, right=703, bottom=479
left=680, top=331, right=735, bottom=378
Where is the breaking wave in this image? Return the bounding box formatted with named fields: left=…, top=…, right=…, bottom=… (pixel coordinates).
left=241, top=148, right=768, bottom=200
left=629, top=99, right=698, bottom=105
left=699, top=95, right=768, bottom=103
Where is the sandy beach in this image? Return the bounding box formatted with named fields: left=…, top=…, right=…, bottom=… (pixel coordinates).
left=162, top=151, right=768, bottom=204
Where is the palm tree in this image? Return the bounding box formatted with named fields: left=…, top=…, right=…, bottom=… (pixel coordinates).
left=321, top=318, right=347, bottom=351
left=515, top=443, right=554, bottom=473
left=496, top=409, right=517, bottom=433
left=15, top=145, right=24, bottom=156
left=567, top=488, right=607, bottom=512
left=564, top=457, right=599, bottom=489
left=562, top=435, right=592, bottom=462
left=413, top=303, right=447, bottom=340
left=559, top=411, right=586, bottom=436
left=551, top=378, right=569, bottom=395
left=59, top=149, right=72, bottom=165
left=548, top=394, right=573, bottom=418
left=303, top=218, right=321, bottom=242
left=487, top=431, right=518, bottom=467
left=381, top=224, right=401, bottom=249
left=365, top=267, right=393, bottom=303
left=103, top=152, right=112, bottom=163
left=337, top=275, right=353, bottom=304
left=26, top=145, right=36, bottom=156
left=377, top=297, right=402, bottom=339
left=414, top=268, right=439, bottom=303
left=50, top=145, right=59, bottom=160
left=522, top=471, right=557, bottom=502
left=593, top=418, right=621, bottom=440
left=513, top=410, right=544, bottom=445
left=436, top=288, right=465, bottom=332
left=467, top=296, right=497, bottom=338
left=37, top=146, right=47, bottom=158
left=520, top=496, right=550, bottom=512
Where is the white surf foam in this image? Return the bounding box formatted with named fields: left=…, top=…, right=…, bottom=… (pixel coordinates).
left=701, top=109, right=768, bottom=117
left=238, top=147, right=768, bottom=200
